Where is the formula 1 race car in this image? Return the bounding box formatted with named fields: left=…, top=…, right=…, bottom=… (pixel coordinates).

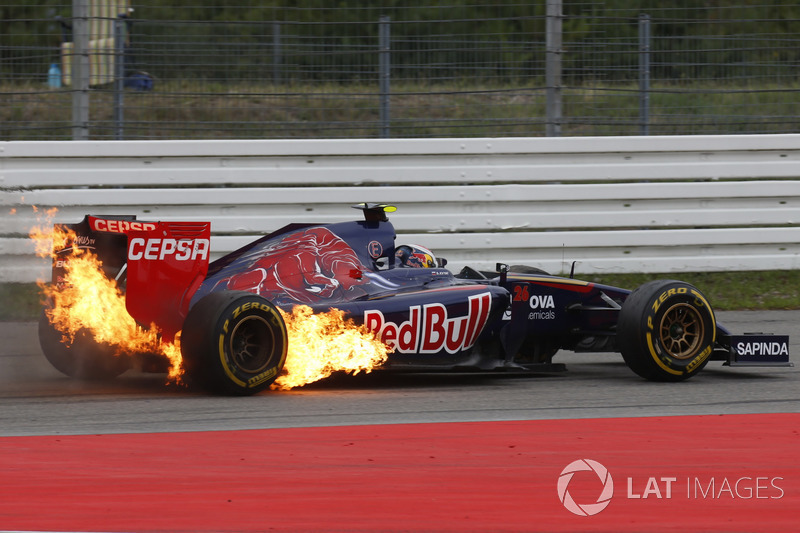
left=39, top=204, right=791, bottom=395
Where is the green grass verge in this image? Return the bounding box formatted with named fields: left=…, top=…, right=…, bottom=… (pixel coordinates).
left=581, top=271, right=800, bottom=311
left=0, top=283, right=43, bottom=321
left=3, top=270, right=798, bottom=322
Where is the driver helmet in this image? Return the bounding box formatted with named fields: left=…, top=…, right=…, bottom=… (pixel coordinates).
left=395, top=244, right=437, bottom=268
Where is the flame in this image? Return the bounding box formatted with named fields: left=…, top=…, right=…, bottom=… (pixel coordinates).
left=30, top=213, right=184, bottom=383
left=29, top=208, right=390, bottom=391
left=273, top=305, right=391, bottom=390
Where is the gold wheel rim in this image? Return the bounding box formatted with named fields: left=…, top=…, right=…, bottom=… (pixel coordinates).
left=658, top=303, right=704, bottom=360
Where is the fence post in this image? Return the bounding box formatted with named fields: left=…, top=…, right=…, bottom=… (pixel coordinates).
left=113, top=15, right=126, bottom=140
left=639, top=13, right=651, bottom=136
left=71, top=0, right=90, bottom=140
left=545, top=0, right=563, bottom=137
left=379, top=15, right=391, bottom=138
left=272, top=22, right=282, bottom=85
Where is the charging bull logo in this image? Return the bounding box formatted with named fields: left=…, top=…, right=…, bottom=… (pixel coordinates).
left=364, top=292, right=492, bottom=354
left=216, top=227, right=367, bottom=304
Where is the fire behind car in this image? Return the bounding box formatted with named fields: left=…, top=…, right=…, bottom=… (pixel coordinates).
left=38, top=204, right=791, bottom=395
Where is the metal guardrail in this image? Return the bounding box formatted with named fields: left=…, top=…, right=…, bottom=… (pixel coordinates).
left=1, top=135, right=799, bottom=282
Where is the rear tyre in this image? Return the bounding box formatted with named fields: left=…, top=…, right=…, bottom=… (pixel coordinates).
left=180, top=291, right=288, bottom=395
left=617, top=280, right=716, bottom=382
left=38, top=309, right=130, bottom=379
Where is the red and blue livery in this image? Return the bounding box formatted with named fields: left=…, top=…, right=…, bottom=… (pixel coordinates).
left=39, top=204, right=791, bottom=395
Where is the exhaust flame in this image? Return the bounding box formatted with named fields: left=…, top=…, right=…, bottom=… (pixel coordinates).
left=273, top=305, right=391, bottom=390
left=30, top=213, right=184, bottom=382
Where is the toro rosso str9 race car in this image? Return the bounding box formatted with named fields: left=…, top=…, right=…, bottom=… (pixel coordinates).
left=39, top=204, right=791, bottom=395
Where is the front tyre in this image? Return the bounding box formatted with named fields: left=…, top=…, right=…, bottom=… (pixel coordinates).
left=617, top=280, right=716, bottom=382
left=180, top=291, right=288, bottom=395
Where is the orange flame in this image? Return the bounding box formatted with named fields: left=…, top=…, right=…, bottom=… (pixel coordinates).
left=30, top=213, right=184, bottom=383
left=273, top=305, right=391, bottom=390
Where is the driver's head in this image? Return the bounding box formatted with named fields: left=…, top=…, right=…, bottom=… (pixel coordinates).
left=395, top=244, right=437, bottom=268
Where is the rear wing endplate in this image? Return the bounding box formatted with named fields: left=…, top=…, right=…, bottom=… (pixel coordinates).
left=124, top=221, right=211, bottom=341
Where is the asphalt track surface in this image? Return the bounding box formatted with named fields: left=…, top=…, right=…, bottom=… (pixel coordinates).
left=1, top=311, right=799, bottom=532
left=1, top=310, right=798, bottom=436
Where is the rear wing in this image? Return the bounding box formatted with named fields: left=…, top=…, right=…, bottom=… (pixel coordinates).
left=125, top=220, right=210, bottom=341
left=53, top=215, right=210, bottom=341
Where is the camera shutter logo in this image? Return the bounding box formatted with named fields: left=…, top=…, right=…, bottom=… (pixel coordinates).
left=557, top=459, right=614, bottom=516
